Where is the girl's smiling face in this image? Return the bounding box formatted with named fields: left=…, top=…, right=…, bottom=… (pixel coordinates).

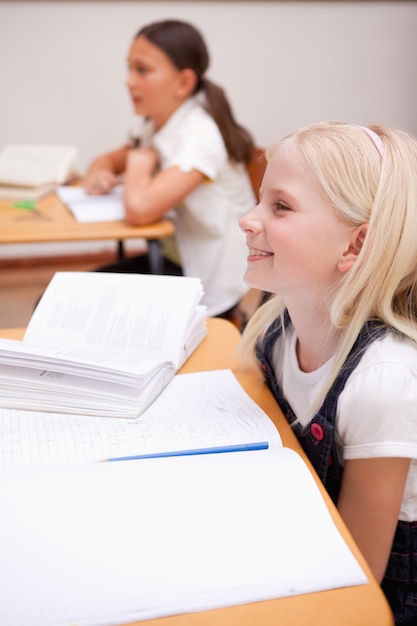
left=126, top=36, right=189, bottom=129
left=240, top=151, right=354, bottom=303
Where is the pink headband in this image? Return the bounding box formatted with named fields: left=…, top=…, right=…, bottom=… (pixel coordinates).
left=358, top=126, right=384, bottom=158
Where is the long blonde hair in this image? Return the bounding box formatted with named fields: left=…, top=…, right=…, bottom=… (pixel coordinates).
left=239, top=121, right=417, bottom=414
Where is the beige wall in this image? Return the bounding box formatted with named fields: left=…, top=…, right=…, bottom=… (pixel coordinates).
left=1, top=1, right=416, bottom=257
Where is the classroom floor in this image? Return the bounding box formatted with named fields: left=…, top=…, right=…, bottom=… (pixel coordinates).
left=0, top=257, right=263, bottom=329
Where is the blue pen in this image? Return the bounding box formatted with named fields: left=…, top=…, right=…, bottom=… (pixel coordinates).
left=100, top=441, right=269, bottom=463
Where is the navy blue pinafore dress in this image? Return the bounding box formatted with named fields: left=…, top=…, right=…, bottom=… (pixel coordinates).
left=256, top=312, right=417, bottom=625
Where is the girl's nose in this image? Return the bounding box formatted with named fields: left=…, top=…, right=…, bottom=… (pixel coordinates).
left=239, top=203, right=261, bottom=233
left=126, top=69, right=136, bottom=88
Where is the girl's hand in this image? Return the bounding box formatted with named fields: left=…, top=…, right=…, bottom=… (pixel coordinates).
left=84, top=168, right=119, bottom=195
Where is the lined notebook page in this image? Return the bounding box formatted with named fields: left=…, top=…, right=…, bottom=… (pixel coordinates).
left=0, top=370, right=282, bottom=470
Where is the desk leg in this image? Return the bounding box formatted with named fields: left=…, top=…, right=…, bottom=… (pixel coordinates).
left=148, top=239, right=164, bottom=274
left=117, top=241, right=125, bottom=261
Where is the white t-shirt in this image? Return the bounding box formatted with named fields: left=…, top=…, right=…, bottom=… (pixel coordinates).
left=272, top=326, right=417, bottom=521
left=138, top=96, right=255, bottom=316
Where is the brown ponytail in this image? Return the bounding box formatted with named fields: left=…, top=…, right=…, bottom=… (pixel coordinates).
left=201, top=77, right=254, bottom=165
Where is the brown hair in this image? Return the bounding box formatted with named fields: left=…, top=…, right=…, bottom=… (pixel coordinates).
left=136, top=20, right=254, bottom=164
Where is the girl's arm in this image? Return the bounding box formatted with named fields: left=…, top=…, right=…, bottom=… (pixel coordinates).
left=337, top=456, right=411, bottom=582
left=84, top=145, right=129, bottom=195
left=123, top=147, right=205, bottom=225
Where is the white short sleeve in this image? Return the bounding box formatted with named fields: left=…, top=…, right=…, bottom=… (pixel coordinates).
left=152, top=102, right=227, bottom=180
left=337, top=334, right=417, bottom=461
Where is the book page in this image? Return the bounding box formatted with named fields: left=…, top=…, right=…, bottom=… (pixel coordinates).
left=0, top=351, right=174, bottom=418
left=0, top=370, right=282, bottom=470
left=0, top=447, right=367, bottom=626
left=57, top=184, right=125, bottom=222
left=24, top=272, right=205, bottom=365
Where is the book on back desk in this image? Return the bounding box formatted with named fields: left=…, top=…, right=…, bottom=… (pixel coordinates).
left=0, top=143, right=79, bottom=200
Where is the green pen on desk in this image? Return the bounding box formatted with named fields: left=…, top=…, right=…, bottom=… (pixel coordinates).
left=12, top=201, right=37, bottom=210
left=11, top=200, right=51, bottom=220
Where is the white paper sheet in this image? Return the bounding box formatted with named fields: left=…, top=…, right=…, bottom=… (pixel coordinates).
left=0, top=448, right=368, bottom=626
left=57, top=184, right=125, bottom=222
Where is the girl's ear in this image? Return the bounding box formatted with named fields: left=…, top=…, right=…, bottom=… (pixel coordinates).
left=176, top=68, right=198, bottom=99
left=338, top=223, right=368, bottom=273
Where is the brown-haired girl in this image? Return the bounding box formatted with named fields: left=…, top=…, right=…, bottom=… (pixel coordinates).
left=85, top=19, right=255, bottom=322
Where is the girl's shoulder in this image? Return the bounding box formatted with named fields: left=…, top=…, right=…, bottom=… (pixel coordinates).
left=155, top=97, right=225, bottom=154
left=338, top=333, right=417, bottom=464
left=353, top=331, right=417, bottom=376
left=178, top=98, right=222, bottom=136
left=343, top=332, right=417, bottom=403
left=340, top=332, right=417, bottom=431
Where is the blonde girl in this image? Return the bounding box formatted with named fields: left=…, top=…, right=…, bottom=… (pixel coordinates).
left=239, top=122, right=417, bottom=625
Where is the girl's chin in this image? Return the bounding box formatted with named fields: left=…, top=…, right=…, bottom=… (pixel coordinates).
left=132, top=102, right=144, bottom=114
left=243, top=272, right=265, bottom=292
left=245, top=281, right=275, bottom=299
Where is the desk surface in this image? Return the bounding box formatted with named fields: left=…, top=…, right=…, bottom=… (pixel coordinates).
left=0, top=319, right=393, bottom=626
left=0, top=192, right=174, bottom=244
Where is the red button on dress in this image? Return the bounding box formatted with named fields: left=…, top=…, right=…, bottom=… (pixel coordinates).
left=310, top=423, right=325, bottom=441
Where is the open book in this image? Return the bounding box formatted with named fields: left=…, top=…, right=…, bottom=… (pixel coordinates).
left=0, top=272, right=207, bottom=418
left=0, top=370, right=368, bottom=626
left=0, top=143, right=79, bottom=200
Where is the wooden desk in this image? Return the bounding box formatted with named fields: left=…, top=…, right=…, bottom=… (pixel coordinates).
left=0, top=193, right=174, bottom=273
left=0, top=319, right=393, bottom=626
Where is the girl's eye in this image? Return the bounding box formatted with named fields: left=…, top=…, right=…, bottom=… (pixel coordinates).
left=127, top=63, right=149, bottom=75
left=274, top=201, right=290, bottom=212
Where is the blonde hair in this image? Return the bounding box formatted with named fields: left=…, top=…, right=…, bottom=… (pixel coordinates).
left=239, top=121, right=417, bottom=414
